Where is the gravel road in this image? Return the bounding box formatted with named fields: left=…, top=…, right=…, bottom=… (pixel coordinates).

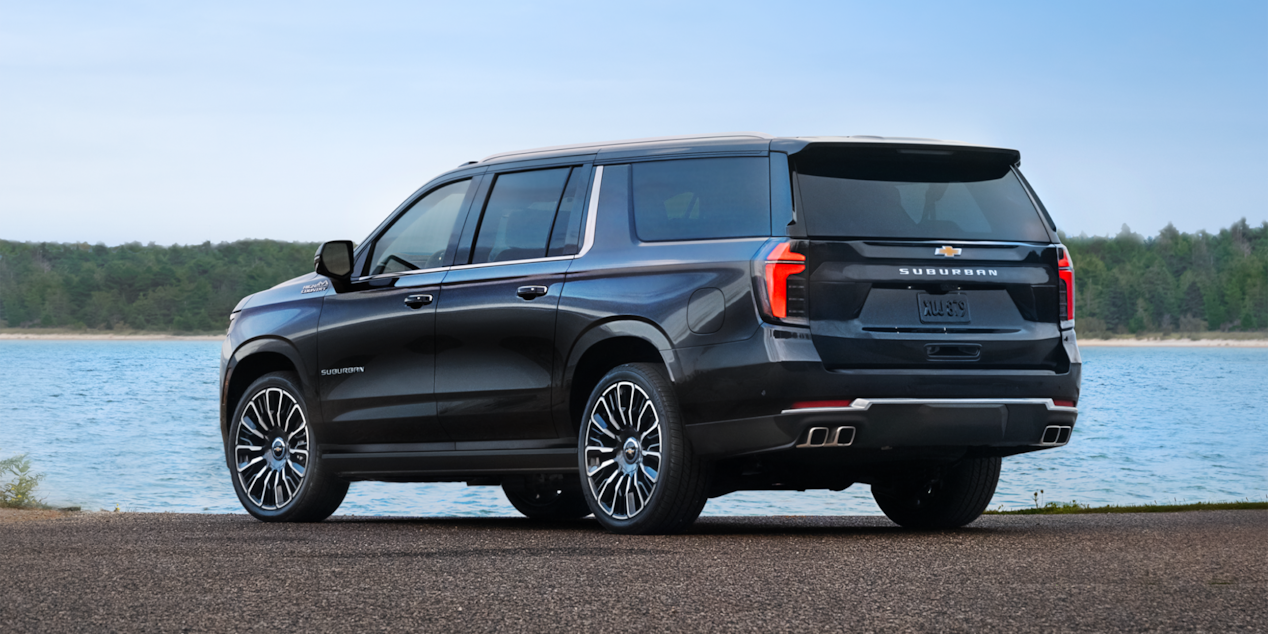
left=1, top=510, right=1263, bottom=632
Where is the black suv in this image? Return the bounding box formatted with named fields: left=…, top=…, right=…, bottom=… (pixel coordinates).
left=220, top=133, right=1080, bottom=534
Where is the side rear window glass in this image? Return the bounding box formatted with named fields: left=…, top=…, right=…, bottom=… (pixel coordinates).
left=368, top=179, right=471, bottom=276
left=472, top=168, right=571, bottom=264
left=547, top=166, right=590, bottom=257
left=632, top=157, right=770, bottom=242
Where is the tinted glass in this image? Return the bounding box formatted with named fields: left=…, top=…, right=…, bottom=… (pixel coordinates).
left=368, top=179, right=471, bottom=275
left=632, top=157, right=770, bottom=242
left=472, top=168, right=571, bottom=264
left=795, top=148, right=1051, bottom=242
left=547, top=167, right=589, bottom=256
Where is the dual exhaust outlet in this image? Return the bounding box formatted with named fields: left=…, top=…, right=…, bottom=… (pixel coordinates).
left=796, top=426, right=856, bottom=448
left=797, top=425, right=1072, bottom=448
left=1040, top=425, right=1072, bottom=445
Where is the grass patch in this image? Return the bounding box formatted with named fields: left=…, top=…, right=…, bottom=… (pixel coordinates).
left=986, top=500, right=1268, bottom=515
left=1, top=451, right=48, bottom=509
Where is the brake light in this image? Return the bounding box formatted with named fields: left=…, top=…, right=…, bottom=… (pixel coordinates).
left=1057, top=246, right=1075, bottom=322
left=754, top=240, right=809, bottom=324
left=792, top=400, right=854, bottom=409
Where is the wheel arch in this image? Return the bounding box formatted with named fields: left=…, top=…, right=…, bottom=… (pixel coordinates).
left=564, top=319, right=679, bottom=434
left=222, top=337, right=308, bottom=437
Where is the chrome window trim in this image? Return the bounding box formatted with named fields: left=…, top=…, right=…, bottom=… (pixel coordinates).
left=576, top=165, right=603, bottom=258
left=448, top=255, right=576, bottom=271
left=354, top=164, right=605, bottom=276
left=354, top=266, right=451, bottom=283
left=782, top=398, right=1077, bottom=415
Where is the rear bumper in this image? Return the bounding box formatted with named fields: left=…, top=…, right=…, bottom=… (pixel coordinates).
left=685, top=397, right=1078, bottom=459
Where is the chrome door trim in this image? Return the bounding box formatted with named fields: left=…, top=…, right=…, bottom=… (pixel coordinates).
left=576, top=165, right=603, bottom=258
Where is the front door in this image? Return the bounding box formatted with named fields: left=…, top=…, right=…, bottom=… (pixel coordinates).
left=316, top=177, right=478, bottom=447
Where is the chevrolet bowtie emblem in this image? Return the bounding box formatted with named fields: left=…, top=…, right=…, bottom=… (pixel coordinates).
left=934, top=245, right=962, bottom=257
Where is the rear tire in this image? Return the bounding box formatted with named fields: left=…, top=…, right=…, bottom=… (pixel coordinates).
left=578, top=363, right=709, bottom=535
left=502, top=475, right=592, bottom=520
left=226, top=372, right=348, bottom=522
left=872, top=456, right=1001, bottom=529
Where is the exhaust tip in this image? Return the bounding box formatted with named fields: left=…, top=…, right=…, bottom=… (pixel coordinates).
left=797, top=426, right=857, bottom=448
left=1040, top=425, right=1073, bottom=446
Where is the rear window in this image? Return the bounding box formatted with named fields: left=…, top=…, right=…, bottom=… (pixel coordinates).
left=632, top=157, right=770, bottom=242
left=794, top=146, right=1052, bottom=242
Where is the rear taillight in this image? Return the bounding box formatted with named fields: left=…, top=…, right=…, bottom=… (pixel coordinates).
left=754, top=239, right=808, bottom=325
left=1057, top=246, right=1075, bottom=322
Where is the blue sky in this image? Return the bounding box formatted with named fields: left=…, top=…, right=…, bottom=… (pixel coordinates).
left=1, top=1, right=1264, bottom=245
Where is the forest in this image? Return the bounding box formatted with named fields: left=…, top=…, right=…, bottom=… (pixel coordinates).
left=0, top=219, right=1264, bottom=335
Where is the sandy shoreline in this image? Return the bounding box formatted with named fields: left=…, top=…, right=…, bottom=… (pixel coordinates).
left=1076, top=338, right=1268, bottom=347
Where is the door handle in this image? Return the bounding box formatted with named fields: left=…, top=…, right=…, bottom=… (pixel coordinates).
left=403, top=293, right=433, bottom=309
left=516, top=285, right=549, bottom=300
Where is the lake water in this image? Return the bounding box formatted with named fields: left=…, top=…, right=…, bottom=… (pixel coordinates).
left=1, top=341, right=1264, bottom=516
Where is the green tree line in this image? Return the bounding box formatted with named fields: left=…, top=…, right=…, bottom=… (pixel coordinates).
left=1065, top=219, right=1267, bottom=334
left=0, top=240, right=320, bottom=332
left=0, top=220, right=1264, bottom=334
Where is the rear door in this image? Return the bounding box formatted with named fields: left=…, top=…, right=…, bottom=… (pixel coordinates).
left=435, top=163, right=592, bottom=441
left=787, top=143, right=1068, bottom=371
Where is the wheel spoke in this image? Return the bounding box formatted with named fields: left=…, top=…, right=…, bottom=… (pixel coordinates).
left=590, top=412, right=618, bottom=438
left=586, top=458, right=615, bottom=477
left=237, top=456, right=263, bottom=473
left=245, top=403, right=267, bottom=433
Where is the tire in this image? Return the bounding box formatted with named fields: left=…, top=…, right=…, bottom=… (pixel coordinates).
left=578, top=362, right=709, bottom=535
left=226, top=372, right=348, bottom=522
left=871, top=456, right=1001, bottom=529
left=501, top=475, right=592, bottom=520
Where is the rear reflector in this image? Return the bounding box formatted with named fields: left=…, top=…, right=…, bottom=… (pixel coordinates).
left=792, top=400, right=854, bottom=409
left=1052, top=399, right=1076, bottom=407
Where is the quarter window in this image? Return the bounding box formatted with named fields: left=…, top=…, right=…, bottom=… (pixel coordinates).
left=632, top=157, right=770, bottom=242
left=368, top=179, right=472, bottom=276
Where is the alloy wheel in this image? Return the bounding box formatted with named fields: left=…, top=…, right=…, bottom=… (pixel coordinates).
left=583, top=380, right=662, bottom=519
left=234, top=387, right=310, bottom=510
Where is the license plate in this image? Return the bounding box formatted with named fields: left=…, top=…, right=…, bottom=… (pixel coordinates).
left=917, top=293, right=971, bottom=323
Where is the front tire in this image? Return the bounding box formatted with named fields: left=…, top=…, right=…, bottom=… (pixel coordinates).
left=227, top=372, right=348, bottom=522
left=871, top=456, right=1001, bottom=529
left=578, top=363, right=709, bottom=534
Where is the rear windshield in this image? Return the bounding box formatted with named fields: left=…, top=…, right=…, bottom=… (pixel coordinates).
left=794, top=146, right=1052, bottom=242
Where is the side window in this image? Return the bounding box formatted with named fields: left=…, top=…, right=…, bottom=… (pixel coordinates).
left=368, top=179, right=471, bottom=276
left=632, top=157, right=770, bottom=242
left=547, top=166, right=590, bottom=257
left=471, top=167, right=573, bottom=264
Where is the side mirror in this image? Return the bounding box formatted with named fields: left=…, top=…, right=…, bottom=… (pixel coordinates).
left=314, top=241, right=355, bottom=288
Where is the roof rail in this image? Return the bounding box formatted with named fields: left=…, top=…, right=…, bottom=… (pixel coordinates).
left=479, top=132, right=774, bottom=163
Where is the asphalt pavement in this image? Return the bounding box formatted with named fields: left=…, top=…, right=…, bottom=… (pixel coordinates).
left=0, top=509, right=1263, bottom=632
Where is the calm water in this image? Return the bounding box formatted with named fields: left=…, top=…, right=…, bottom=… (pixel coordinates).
left=0, top=341, right=1264, bottom=515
